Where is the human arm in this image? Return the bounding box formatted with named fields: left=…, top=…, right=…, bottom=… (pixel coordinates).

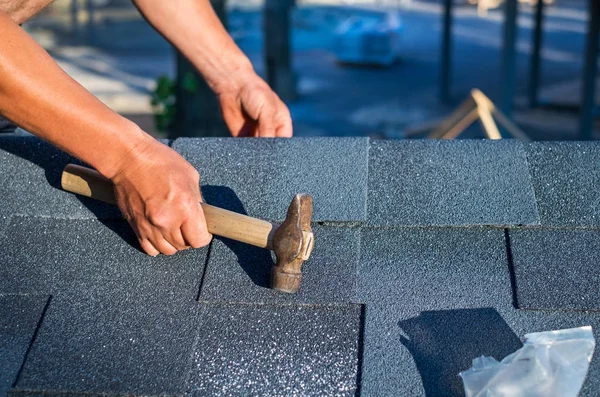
left=0, top=10, right=211, bottom=255
left=132, top=0, right=293, bottom=137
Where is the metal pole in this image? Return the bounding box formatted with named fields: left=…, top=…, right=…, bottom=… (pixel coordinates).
left=440, top=0, right=453, bottom=103
left=86, top=0, right=95, bottom=44
left=528, top=0, right=544, bottom=108
left=501, top=0, right=518, bottom=118
left=579, top=0, right=600, bottom=140
left=264, top=0, right=296, bottom=102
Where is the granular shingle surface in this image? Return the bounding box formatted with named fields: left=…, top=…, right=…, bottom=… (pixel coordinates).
left=367, top=139, right=540, bottom=226
left=524, top=141, right=600, bottom=226
left=0, top=295, right=49, bottom=397
left=8, top=393, right=160, bottom=397
left=189, top=302, right=362, bottom=397
left=0, top=217, right=208, bottom=299
left=509, top=228, right=600, bottom=310
left=14, top=295, right=201, bottom=395
left=3, top=136, right=600, bottom=396
left=199, top=226, right=360, bottom=304
left=0, top=137, right=120, bottom=219
left=357, top=228, right=600, bottom=396
left=172, top=137, right=369, bottom=222
left=1, top=216, right=209, bottom=395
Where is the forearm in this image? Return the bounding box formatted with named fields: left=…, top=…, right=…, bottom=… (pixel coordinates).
left=132, top=0, right=253, bottom=93
left=0, top=11, right=150, bottom=178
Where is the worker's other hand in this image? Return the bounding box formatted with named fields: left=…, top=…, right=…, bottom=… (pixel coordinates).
left=217, top=69, right=293, bottom=138
left=110, top=138, right=212, bottom=256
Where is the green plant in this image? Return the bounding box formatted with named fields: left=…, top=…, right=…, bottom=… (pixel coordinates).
left=150, top=75, right=176, bottom=133
left=150, top=72, right=200, bottom=133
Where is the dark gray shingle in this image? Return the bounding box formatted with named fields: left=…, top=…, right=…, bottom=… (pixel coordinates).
left=0, top=137, right=121, bottom=219
left=2, top=216, right=209, bottom=395
left=0, top=295, right=49, bottom=397
left=198, top=225, right=360, bottom=304
left=8, top=393, right=159, bottom=397
left=367, top=140, right=540, bottom=226
left=8, top=393, right=180, bottom=397
left=357, top=228, right=600, bottom=396
left=172, top=137, right=369, bottom=222
left=524, top=142, right=600, bottom=227
left=14, top=295, right=200, bottom=395
left=0, top=217, right=208, bottom=299
left=189, top=302, right=361, bottom=396
left=509, top=228, right=600, bottom=310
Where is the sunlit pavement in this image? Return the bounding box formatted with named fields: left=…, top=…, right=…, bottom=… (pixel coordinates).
left=27, top=0, right=598, bottom=139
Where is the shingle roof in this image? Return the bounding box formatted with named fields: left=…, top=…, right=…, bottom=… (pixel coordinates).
left=173, top=137, right=369, bottom=223
left=1, top=136, right=600, bottom=396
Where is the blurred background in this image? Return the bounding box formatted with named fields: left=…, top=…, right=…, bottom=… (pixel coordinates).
left=20, top=0, right=600, bottom=140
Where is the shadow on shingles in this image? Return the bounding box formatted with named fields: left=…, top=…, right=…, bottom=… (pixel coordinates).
left=202, top=185, right=275, bottom=289
left=0, top=137, right=139, bottom=251
left=0, top=137, right=78, bottom=189
left=399, top=308, right=522, bottom=397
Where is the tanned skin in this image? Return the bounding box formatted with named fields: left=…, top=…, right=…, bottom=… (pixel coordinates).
left=0, top=0, right=292, bottom=256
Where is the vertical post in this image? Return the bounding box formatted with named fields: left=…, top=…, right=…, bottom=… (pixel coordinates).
left=528, top=0, right=544, bottom=108
left=579, top=0, right=600, bottom=140
left=86, top=0, right=95, bottom=44
left=501, top=0, right=518, bottom=118
left=171, top=0, right=229, bottom=138
left=440, top=0, right=453, bottom=103
left=264, top=0, right=297, bottom=102
left=70, top=0, right=79, bottom=38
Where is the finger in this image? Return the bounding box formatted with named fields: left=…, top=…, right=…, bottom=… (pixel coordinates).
left=161, top=225, right=189, bottom=251
left=140, top=238, right=160, bottom=257
left=275, top=112, right=293, bottom=137
left=181, top=220, right=212, bottom=248
left=125, top=216, right=161, bottom=257
left=181, top=204, right=213, bottom=249
left=220, top=95, right=247, bottom=137
left=272, top=98, right=293, bottom=137
left=151, top=229, right=179, bottom=256
left=257, top=103, right=277, bottom=138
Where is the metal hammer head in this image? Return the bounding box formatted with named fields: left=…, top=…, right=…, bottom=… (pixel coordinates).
left=271, top=194, right=314, bottom=293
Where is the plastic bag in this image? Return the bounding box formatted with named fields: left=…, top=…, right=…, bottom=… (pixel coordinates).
left=460, top=326, right=595, bottom=397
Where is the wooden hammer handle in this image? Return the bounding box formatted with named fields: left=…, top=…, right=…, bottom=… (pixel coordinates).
left=61, top=164, right=276, bottom=250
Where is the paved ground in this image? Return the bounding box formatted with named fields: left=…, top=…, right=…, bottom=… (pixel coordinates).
left=25, top=0, right=600, bottom=139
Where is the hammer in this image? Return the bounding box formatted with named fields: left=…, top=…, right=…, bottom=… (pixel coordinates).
left=60, top=164, right=315, bottom=293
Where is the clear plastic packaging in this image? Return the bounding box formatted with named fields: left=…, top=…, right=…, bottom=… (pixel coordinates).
left=460, top=326, right=595, bottom=397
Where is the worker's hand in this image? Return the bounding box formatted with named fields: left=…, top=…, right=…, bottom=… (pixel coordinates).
left=110, top=138, right=212, bottom=256
left=217, top=69, right=293, bottom=138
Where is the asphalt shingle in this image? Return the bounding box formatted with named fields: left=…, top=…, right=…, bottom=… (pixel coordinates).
left=9, top=393, right=100, bottom=397
left=8, top=393, right=143, bottom=397
left=189, top=302, right=362, bottom=396
left=14, top=295, right=200, bottom=395
left=0, top=295, right=49, bottom=397
left=198, top=225, right=360, bottom=304
left=0, top=214, right=9, bottom=239
left=0, top=217, right=208, bottom=299
left=0, top=137, right=120, bottom=219
left=509, top=228, right=600, bottom=310
left=367, top=140, right=540, bottom=226
left=172, top=137, right=369, bottom=223
left=524, top=141, right=600, bottom=227
left=4, top=136, right=600, bottom=396
left=357, top=228, right=600, bottom=396
left=2, top=216, right=208, bottom=395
